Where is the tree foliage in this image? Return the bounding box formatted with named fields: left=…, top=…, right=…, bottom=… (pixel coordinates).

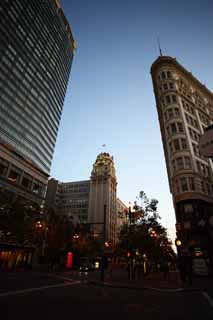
left=119, top=191, right=176, bottom=267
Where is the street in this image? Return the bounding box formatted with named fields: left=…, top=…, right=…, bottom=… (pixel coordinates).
left=1, top=270, right=213, bottom=320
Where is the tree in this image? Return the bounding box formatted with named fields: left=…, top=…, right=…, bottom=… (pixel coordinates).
left=118, top=191, right=176, bottom=269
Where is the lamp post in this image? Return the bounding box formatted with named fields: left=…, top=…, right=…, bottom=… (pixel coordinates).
left=100, top=204, right=107, bottom=282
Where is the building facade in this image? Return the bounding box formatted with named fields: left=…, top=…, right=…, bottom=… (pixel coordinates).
left=46, top=153, right=126, bottom=245
left=88, top=153, right=118, bottom=245
left=116, top=198, right=128, bottom=238
left=0, top=0, right=75, bottom=202
left=46, top=178, right=90, bottom=224
left=151, top=56, right=213, bottom=260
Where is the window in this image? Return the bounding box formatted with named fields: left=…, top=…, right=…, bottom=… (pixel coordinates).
left=172, top=160, right=176, bottom=172
left=8, top=166, right=21, bottom=184
left=167, top=71, right=171, bottom=78
left=171, top=123, right=177, bottom=134
left=180, top=177, right=188, bottom=191
left=181, top=139, right=187, bottom=149
left=177, top=157, right=184, bottom=170
left=162, top=72, right=166, bottom=79
left=193, top=143, right=199, bottom=156
left=21, top=174, right=33, bottom=189
left=172, top=95, right=177, bottom=103
left=169, top=82, right=174, bottom=89
left=201, top=181, right=205, bottom=193
left=174, top=139, right=180, bottom=151
left=163, top=83, right=168, bottom=90
left=166, top=126, right=170, bottom=136
left=174, top=108, right=179, bottom=116
left=166, top=96, right=171, bottom=104
left=188, top=177, right=195, bottom=191
left=206, top=183, right=211, bottom=195
left=184, top=157, right=191, bottom=169
left=177, top=122, right=184, bottom=132
left=168, top=109, right=173, bottom=119
left=0, top=158, right=9, bottom=177
left=194, top=119, right=198, bottom=128
left=169, top=142, right=173, bottom=153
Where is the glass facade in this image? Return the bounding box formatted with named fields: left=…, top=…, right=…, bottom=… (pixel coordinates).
left=0, top=0, right=74, bottom=173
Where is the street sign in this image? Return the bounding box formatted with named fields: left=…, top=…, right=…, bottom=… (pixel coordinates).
left=193, top=258, right=208, bottom=276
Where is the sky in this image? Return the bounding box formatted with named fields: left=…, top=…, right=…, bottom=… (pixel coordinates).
left=51, top=0, right=213, bottom=243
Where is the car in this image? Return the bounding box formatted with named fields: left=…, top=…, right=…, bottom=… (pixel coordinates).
left=79, top=264, right=95, bottom=272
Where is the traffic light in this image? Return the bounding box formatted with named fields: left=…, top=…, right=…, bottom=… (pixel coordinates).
left=127, top=251, right=131, bottom=257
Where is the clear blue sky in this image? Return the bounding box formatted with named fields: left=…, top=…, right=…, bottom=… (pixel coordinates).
left=51, top=0, right=213, bottom=243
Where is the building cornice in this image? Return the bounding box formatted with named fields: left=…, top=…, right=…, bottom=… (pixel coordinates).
left=151, top=56, right=213, bottom=100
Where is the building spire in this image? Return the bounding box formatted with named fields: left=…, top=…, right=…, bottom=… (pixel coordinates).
left=157, top=37, right=163, bottom=56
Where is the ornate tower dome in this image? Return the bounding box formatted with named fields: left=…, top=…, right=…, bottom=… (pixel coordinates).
left=91, top=153, right=116, bottom=181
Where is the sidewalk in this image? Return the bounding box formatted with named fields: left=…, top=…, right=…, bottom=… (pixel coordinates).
left=65, top=269, right=213, bottom=294
left=63, top=269, right=181, bottom=290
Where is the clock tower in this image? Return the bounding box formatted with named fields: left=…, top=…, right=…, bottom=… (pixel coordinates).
left=88, top=153, right=117, bottom=245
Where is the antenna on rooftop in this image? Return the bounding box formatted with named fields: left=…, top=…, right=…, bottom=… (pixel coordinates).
left=157, top=37, right=163, bottom=56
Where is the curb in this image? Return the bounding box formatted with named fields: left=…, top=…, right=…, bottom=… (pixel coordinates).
left=87, top=280, right=202, bottom=293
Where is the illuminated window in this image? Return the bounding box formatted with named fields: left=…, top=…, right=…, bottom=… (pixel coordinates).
left=8, top=166, right=21, bottom=184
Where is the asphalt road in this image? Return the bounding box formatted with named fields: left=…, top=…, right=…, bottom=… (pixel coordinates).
left=1, top=271, right=213, bottom=320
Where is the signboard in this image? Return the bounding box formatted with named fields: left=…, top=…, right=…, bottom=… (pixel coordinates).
left=199, top=125, right=213, bottom=158
left=193, top=258, right=208, bottom=276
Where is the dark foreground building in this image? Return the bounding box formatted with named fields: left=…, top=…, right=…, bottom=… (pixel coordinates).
left=0, top=0, right=75, bottom=203
left=151, top=56, right=213, bottom=268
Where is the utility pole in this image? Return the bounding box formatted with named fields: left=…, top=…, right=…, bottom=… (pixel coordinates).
left=100, top=204, right=107, bottom=281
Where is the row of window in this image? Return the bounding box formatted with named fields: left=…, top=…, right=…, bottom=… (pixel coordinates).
left=159, top=81, right=175, bottom=92
left=196, top=161, right=211, bottom=178
left=169, top=138, right=187, bottom=153
left=61, top=188, right=89, bottom=194
left=188, top=127, right=201, bottom=142
left=198, top=110, right=210, bottom=126
left=166, top=121, right=184, bottom=137
left=185, top=113, right=198, bottom=129
left=182, top=99, right=195, bottom=115
left=174, top=176, right=195, bottom=193
left=164, top=107, right=180, bottom=121
left=158, top=70, right=172, bottom=80
left=60, top=203, right=88, bottom=209
left=174, top=176, right=213, bottom=195
left=0, top=157, right=44, bottom=196
left=192, top=143, right=200, bottom=157
left=178, top=87, right=192, bottom=101
left=172, top=156, right=191, bottom=172
left=162, top=94, right=177, bottom=107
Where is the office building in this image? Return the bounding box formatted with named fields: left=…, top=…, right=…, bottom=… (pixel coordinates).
left=46, top=153, right=126, bottom=245
left=151, top=55, right=213, bottom=259
left=0, top=0, right=75, bottom=202
left=46, top=179, right=90, bottom=224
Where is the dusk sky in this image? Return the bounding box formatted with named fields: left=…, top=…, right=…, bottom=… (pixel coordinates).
left=51, top=0, right=213, bottom=243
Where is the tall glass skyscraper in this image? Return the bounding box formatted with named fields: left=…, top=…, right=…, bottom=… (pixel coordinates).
left=0, top=0, right=75, bottom=202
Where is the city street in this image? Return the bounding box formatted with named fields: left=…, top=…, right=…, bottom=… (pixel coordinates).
left=1, top=270, right=213, bottom=320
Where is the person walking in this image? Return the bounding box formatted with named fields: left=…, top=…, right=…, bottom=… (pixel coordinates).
left=178, top=247, right=193, bottom=286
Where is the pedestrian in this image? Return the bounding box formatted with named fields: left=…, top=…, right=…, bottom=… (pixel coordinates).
left=134, top=259, right=144, bottom=280
left=178, top=247, right=193, bottom=286
left=162, top=259, right=170, bottom=280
